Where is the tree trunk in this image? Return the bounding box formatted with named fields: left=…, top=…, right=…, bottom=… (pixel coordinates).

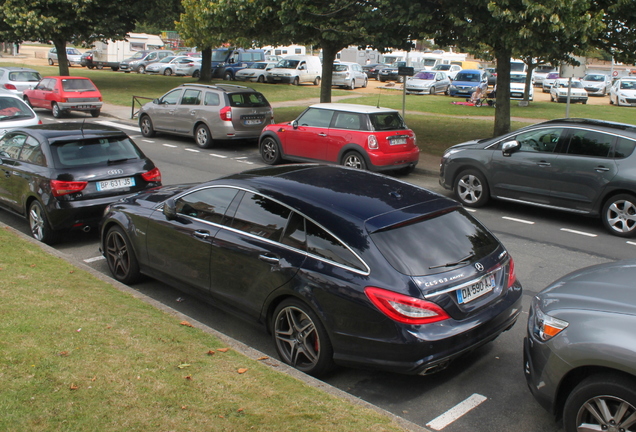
left=52, top=38, right=70, bottom=76
left=320, top=44, right=340, bottom=103
left=525, top=63, right=535, bottom=102
left=494, top=48, right=511, bottom=136
left=198, top=47, right=212, bottom=82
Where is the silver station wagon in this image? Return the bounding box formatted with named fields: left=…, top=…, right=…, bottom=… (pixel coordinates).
left=138, top=83, right=273, bottom=148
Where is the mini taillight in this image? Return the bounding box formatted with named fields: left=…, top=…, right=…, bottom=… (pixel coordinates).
left=141, top=167, right=161, bottom=182
left=507, top=257, right=516, bottom=288
left=4, top=83, right=16, bottom=90
left=50, top=180, right=87, bottom=197
left=220, top=106, right=232, bottom=121
left=368, top=135, right=378, bottom=149
left=365, top=286, right=450, bottom=325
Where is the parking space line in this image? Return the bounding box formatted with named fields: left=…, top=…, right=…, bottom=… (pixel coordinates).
left=209, top=154, right=228, bottom=158
left=141, top=139, right=155, bottom=143
left=162, top=144, right=177, bottom=148
left=95, top=120, right=139, bottom=132
left=84, top=256, right=105, bottom=263
left=560, top=228, right=597, bottom=237
left=235, top=159, right=254, bottom=164
left=426, top=393, right=487, bottom=430
left=185, top=148, right=200, bottom=153
left=502, top=216, right=535, bottom=225
left=627, top=241, right=636, bottom=246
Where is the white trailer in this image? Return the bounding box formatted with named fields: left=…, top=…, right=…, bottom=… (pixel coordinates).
left=89, top=33, right=164, bottom=71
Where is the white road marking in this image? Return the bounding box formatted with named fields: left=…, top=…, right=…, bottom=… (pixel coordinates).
left=560, top=228, right=597, bottom=237
left=627, top=241, right=636, bottom=246
left=162, top=144, right=177, bottom=148
left=95, top=120, right=139, bottom=132
left=84, top=256, right=106, bottom=263
left=209, top=154, right=228, bottom=158
left=185, top=148, right=200, bottom=153
left=141, top=139, right=155, bottom=143
left=464, top=208, right=477, bottom=213
left=235, top=159, right=254, bottom=164
left=426, top=394, right=487, bottom=430
left=235, top=157, right=248, bottom=159
left=502, top=216, right=535, bottom=225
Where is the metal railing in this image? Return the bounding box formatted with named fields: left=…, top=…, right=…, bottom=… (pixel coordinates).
left=131, top=95, right=154, bottom=119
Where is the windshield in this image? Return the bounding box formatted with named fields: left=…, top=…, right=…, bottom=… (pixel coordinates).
left=130, top=52, right=147, bottom=60
left=275, top=59, right=300, bottom=69
left=8, top=71, right=41, bottom=82
left=61, top=79, right=97, bottom=92
left=556, top=81, right=583, bottom=88
left=414, top=72, right=436, bottom=80
left=621, top=81, right=636, bottom=89
left=454, top=72, right=481, bottom=82
left=159, top=56, right=176, bottom=63
left=583, top=74, right=605, bottom=82
left=369, top=112, right=406, bottom=131
left=433, top=65, right=450, bottom=71
left=510, top=62, right=526, bottom=72
left=510, top=75, right=527, bottom=83
left=51, top=136, right=141, bottom=168
left=211, top=49, right=230, bottom=62
left=251, top=63, right=267, bottom=70
left=0, top=97, right=34, bottom=121
left=422, top=59, right=438, bottom=66
left=547, top=73, right=560, bottom=79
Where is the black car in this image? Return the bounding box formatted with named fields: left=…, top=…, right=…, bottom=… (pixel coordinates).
left=524, top=261, right=636, bottom=432
left=378, top=62, right=406, bottom=83
left=100, top=164, right=522, bottom=376
left=362, top=63, right=389, bottom=80
left=439, top=118, right=636, bottom=237
left=0, top=123, right=161, bottom=244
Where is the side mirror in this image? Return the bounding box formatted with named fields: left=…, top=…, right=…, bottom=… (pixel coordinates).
left=163, top=198, right=177, bottom=220
left=292, top=120, right=299, bottom=129
left=502, top=140, right=520, bottom=157
left=153, top=98, right=160, bottom=104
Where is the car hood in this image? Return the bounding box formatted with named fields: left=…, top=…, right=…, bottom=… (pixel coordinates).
left=538, top=260, right=636, bottom=316
left=617, top=89, right=636, bottom=96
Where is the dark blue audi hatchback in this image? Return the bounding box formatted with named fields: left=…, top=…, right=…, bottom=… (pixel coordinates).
left=100, top=164, right=522, bottom=376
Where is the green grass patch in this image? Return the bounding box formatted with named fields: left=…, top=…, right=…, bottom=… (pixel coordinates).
left=0, top=227, right=407, bottom=432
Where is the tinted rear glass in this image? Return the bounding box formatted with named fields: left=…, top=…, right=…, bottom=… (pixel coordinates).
left=371, top=208, right=500, bottom=276
left=50, top=136, right=142, bottom=168
left=369, top=112, right=406, bottom=131
left=61, top=79, right=97, bottom=92
left=228, top=92, right=269, bottom=108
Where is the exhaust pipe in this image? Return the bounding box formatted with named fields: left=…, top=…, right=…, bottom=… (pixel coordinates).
left=82, top=225, right=91, bottom=233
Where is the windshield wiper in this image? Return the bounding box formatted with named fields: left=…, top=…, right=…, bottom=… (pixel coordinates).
left=429, top=253, right=475, bottom=270
left=107, top=157, right=135, bottom=164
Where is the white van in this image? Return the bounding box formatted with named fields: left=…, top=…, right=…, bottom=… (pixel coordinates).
left=265, top=55, right=322, bottom=85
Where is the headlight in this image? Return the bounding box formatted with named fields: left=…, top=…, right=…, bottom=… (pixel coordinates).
left=530, top=298, right=569, bottom=342
left=442, top=148, right=464, bottom=158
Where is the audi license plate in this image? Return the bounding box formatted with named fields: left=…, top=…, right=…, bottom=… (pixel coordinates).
left=96, top=177, right=135, bottom=192
left=457, top=273, right=496, bottom=304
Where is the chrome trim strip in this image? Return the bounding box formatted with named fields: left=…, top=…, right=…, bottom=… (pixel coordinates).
left=424, top=267, right=501, bottom=299
left=495, top=196, right=589, bottom=214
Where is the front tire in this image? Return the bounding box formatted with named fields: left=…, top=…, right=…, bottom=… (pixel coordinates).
left=292, top=77, right=299, bottom=86
left=163, top=68, right=173, bottom=76
left=602, top=193, right=636, bottom=237
left=224, top=70, right=233, bottom=81
left=28, top=201, right=57, bottom=244
left=348, top=79, right=355, bottom=90
left=272, top=298, right=334, bottom=376
left=194, top=123, right=213, bottom=149
left=48, top=58, right=54, bottom=66
left=257, top=75, right=265, bottom=83
left=342, top=151, right=367, bottom=170
left=314, top=77, right=321, bottom=86
left=137, top=65, right=145, bottom=74
left=454, top=169, right=490, bottom=207
left=260, top=136, right=282, bottom=165
left=139, top=115, right=155, bottom=137
left=563, top=374, right=636, bottom=432
left=105, top=226, right=142, bottom=284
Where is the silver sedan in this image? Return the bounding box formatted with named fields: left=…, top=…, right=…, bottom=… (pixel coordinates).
left=144, top=56, right=194, bottom=76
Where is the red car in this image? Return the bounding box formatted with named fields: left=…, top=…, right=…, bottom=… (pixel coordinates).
left=23, top=76, right=103, bottom=118
left=259, top=103, right=419, bottom=174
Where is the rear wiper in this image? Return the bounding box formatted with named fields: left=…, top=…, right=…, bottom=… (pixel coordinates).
left=429, top=253, right=475, bottom=269
left=107, top=157, right=135, bottom=164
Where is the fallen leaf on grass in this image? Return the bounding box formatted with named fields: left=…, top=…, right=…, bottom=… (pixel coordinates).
left=206, top=350, right=215, bottom=356
left=69, top=384, right=79, bottom=390
left=69, top=270, right=75, bottom=274
left=181, top=406, right=188, bottom=410
left=58, top=351, right=69, bottom=357
left=90, top=376, right=96, bottom=382
left=177, top=363, right=191, bottom=369
left=237, top=368, right=248, bottom=374
left=180, top=321, right=194, bottom=327
left=217, top=348, right=229, bottom=353
left=237, top=408, right=244, bottom=413
left=184, top=375, right=192, bottom=380
left=257, top=356, right=269, bottom=361
left=30, top=264, right=36, bottom=268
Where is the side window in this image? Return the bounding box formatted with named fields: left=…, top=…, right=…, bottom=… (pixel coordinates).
left=18, top=136, right=46, bottom=166
left=180, top=89, right=201, bottom=106
left=297, top=108, right=334, bottom=128
left=306, top=220, right=364, bottom=271
left=175, top=187, right=238, bottom=224
left=566, top=130, right=614, bottom=158
left=160, top=89, right=182, bottom=105
left=515, top=128, right=563, bottom=153
left=231, top=193, right=292, bottom=241
left=614, top=137, right=636, bottom=159
left=281, top=212, right=306, bottom=250
left=0, top=133, right=27, bottom=159
left=333, top=112, right=362, bottom=130
left=147, top=53, right=157, bottom=61
left=204, top=92, right=220, bottom=106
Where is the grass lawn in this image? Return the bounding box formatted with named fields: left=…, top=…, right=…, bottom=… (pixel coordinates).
left=0, top=227, right=408, bottom=432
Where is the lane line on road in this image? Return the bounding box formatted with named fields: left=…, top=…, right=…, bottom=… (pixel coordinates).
left=141, top=139, right=155, bottom=143
left=185, top=148, right=200, bottom=153
left=96, top=120, right=139, bottom=132
left=502, top=216, right=535, bottom=225
left=209, top=154, right=228, bottom=158
left=162, top=144, right=178, bottom=148
left=560, top=228, right=597, bottom=237
left=426, top=393, right=487, bottom=430
left=84, top=256, right=106, bottom=263
left=627, top=241, right=636, bottom=246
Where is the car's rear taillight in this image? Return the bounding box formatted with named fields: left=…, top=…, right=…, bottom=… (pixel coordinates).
left=50, top=180, right=87, bottom=197
left=4, top=83, right=16, bottom=90
left=141, top=167, right=161, bottom=182
left=367, top=135, right=378, bottom=149
left=219, top=106, right=232, bottom=121
left=365, top=287, right=450, bottom=325
left=507, top=257, right=517, bottom=288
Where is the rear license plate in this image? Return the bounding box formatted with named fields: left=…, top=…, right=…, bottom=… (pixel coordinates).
left=390, top=138, right=407, bottom=145
left=73, top=105, right=95, bottom=109
left=457, top=273, right=496, bottom=304
left=245, top=119, right=262, bottom=125
left=96, top=177, right=135, bottom=192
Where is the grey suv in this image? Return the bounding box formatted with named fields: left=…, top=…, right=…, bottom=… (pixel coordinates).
left=138, top=83, right=273, bottom=148
left=119, top=50, right=174, bottom=74
left=439, top=118, right=636, bottom=237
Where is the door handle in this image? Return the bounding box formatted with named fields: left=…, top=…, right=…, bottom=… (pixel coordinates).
left=318, top=133, right=327, bottom=137
left=189, top=111, right=196, bottom=115
left=193, top=230, right=210, bottom=239
left=595, top=166, right=610, bottom=172
left=259, top=254, right=280, bottom=264
left=537, top=161, right=551, bottom=167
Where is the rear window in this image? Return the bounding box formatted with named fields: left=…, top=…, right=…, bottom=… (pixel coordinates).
left=369, top=112, right=406, bottom=131
left=454, top=72, right=481, bottom=82
left=9, top=71, right=41, bottom=82
left=333, top=64, right=349, bottom=72
left=370, top=208, right=500, bottom=276
left=50, top=136, right=142, bottom=168
left=228, top=92, right=269, bottom=108
left=61, top=79, right=97, bottom=92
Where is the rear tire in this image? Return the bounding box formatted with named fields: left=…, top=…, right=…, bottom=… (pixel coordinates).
left=314, top=77, right=321, bottom=86
left=342, top=151, right=367, bottom=170
left=90, top=109, right=100, bottom=118
left=194, top=123, right=214, bottom=149
left=23, top=96, right=31, bottom=107
left=454, top=169, right=490, bottom=207
left=137, top=65, right=145, bottom=74
left=52, top=102, right=63, bottom=118
left=105, top=226, right=142, bottom=285
left=602, top=193, right=636, bottom=237
left=224, top=70, right=233, bottom=81
left=192, top=70, right=200, bottom=78
left=348, top=79, right=355, bottom=90
left=257, top=75, right=265, bottom=83
left=28, top=201, right=57, bottom=245
left=48, top=58, right=54, bottom=66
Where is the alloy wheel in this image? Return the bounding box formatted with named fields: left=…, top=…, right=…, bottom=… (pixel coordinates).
left=274, top=306, right=321, bottom=372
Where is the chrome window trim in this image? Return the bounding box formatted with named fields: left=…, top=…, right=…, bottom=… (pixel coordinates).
left=156, top=184, right=371, bottom=276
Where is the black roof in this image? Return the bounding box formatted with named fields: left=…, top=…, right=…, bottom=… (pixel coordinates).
left=12, top=123, right=128, bottom=143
